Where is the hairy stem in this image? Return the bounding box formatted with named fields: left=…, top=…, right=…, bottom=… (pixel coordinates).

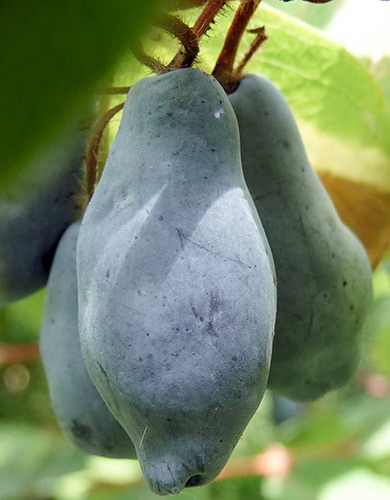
left=85, top=102, right=125, bottom=200
left=234, top=26, right=267, bottom=76
left=213, top=0, right=262, bottom=91
left=131, top=41, right=167, bottom=73
left=156, top=12, right=199, bottom=69
left=169, top=0, right=227, bottom=69
left=98, top=86, right=131, bottom=95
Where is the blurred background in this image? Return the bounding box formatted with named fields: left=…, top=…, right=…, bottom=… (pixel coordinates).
left=1, top=0, right=390, bottom=498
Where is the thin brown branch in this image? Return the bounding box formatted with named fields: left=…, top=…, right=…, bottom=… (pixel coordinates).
left=193, top=0, right=227, bottom=38
left=85, top=102, right=124, bottom=200
left=98, top=86, right=131, bottom=95
left=169, top=0, right=227, bottom=69
left=131, top=41, right=167, bottom=73
left=156, top=12, right=199, bottom=69
left=234, top=26, right=267, bottom=76
left=213, top=0, right=262, bottom=91
left=0, top=343, right=40, bottom=365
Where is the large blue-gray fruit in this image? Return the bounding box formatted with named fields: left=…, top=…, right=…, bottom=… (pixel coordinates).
left=78, top=68, right=277, bottom=495
left=40, top=222, right=136, bottom=458
left=229, top=74, right=372, bottom=401
left=0, top=115, right=91, bottom=306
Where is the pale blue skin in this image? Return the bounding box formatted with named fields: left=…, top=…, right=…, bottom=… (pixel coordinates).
left=78, top=68, right=277, bottom=495
left=0, top=127, right=87, bottom=306
left=40, top=222, right=136, bottom=458
left=229, top=74, right=373, bottom=401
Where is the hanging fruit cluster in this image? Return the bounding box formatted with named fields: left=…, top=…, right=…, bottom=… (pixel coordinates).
left=0, top=0, right=375, bottom=496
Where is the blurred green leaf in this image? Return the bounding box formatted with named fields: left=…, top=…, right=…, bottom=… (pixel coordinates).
left=262, top=459, right=357, bottom=500
left=1, top=288, right=44, bottom=343
left=286, top=412, right=348, bottom=448
left=0, top=422, right=86, bottom=500
left=318, top=468, right=390, bottom=500
left=0, top=0, right=162, bottom=188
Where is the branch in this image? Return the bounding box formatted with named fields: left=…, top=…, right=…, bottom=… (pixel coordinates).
left=213, top=0, right=262, bottom=91
left=156, top=12, right=199, bottom=69
left=169, top=0, right=227, bottom=69
left=0, top=342, right=40, bottom=365
left=85, top=102, right=125, bottom=199
left=234, top=26, right=267, bottom=76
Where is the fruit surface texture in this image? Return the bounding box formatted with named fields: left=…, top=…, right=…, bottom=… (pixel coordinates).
left=229, top=74, right=373, bottom=401
left=78, top=68, right=277, bottom=495
left=40, top=222, right=136, bottom=458
left=0, top=122, right=89, bottom=306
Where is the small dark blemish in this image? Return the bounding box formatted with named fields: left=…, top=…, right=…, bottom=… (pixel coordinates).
left=71, top=419, right=92, bottom=441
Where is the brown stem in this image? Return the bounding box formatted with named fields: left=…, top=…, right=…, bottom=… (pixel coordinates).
left=234, top=26, right=267, bottom=76
left=0, top=343, right=40, bottom=365
left=156, top=12, right=199, bottom=70
left=169, top=0, right=227, bottom=69
left=85, top=102, right=125, bottom=200
left=193, top=0, right=227, bottom=38
left=131, top=41, right=167, bottom=73
left=213, top=0, right=262, bottom=92
left=98, top=86, right=131, bottom=95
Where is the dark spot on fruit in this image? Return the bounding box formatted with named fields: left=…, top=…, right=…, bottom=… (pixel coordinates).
left=343, top=280, right=347, bottom=286
left=186, top=475, right=203, bottom=488
left=232, top=356, right=237, bottom=361
left=71, top=419, right=92, bottom=441
left=158, top=215, right=164, bottom=221
left=97, top=362, right=108, bottom=379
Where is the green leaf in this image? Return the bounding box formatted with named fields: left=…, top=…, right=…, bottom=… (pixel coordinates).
left=0, top=422, right=86, bottom=500
left=0, top=0, right=162, bottom=188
